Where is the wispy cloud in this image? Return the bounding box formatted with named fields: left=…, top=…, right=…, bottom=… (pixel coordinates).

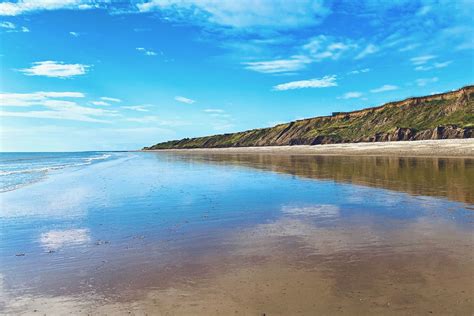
left=0, top=21, right=29, bottom=32
left=0, top=21, right=14, bottom=29
left=19, top=61, right=90, bottom=78
left=410, top=55, right=436, bottom=65
left=347, top=68, right=370, bottom=75
left=302, top=35, right=357, bottom=61
left=69, top=31, right=79, bottom=37
left=101, top=97, right=121, bottom=103
left=1, top=91, right=85, bottom=106
left=0, top=91, right=117, bottom=122
left=370, top=84, right=399, bottom=93
left=354, top=44, right=378, bottom=60
left=415, top=61, right=452, bottom=71
left=243, top=56, right=310, bottom=74
left=244, top=35, right=358, bottom=74
left=136, top=47, right=158, bottom=56
left=121, top=105, right=150, bottom=112
left=174, top=96, right=195, bottom=104
left=338, top=91, right=363, bottom=99
left=273, top=75, right=337, bottom=91
left=0, top=0, right=100, bottom=16
left=416, top=77, right=438, bottom=87
left=398, top=43, right=419, bottom=52
left=136, top=0, right=329, bottom=30
left=91, top=101, right=110, bottom=106
left=204, top=109, right=224, bottom=113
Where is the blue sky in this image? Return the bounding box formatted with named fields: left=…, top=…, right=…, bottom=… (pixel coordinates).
left=1, top=0, right=473, bottom=151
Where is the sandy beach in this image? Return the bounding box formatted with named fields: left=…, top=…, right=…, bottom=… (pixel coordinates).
left=2, top=151, right=473, bottom=315
left=148, top=139, right=474, bottom=158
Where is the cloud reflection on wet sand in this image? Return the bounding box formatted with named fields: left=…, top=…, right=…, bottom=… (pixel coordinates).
left=40, top=228, right=90, bottom=250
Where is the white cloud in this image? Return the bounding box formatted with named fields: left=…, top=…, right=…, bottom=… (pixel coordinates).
left=416, top=77, right=438, bottom=87
left=338, top=91, right=363, bottom=99
left=136, top=0, right=329, bottom=30
left=0, top=21, right=29, bottom=32
left=354, top=44, right=379, bottom=60
left=0, top=0, right=99, bottom=16
left=370, top=84, right=399, bottom=93
left=410, top=55, right=436, bottom=65
left=69, top=31, right=79, bottom=37
left=0, top=21, right=14, bottom=29
left=174, top=96, right=195, bottom=104
left=204, top=109, right=224, bottom=113
left=273, top=75, right=337, bottom=91
left=415, top=60, right=452, bottom=71
left=244, top=36, right=358, bottom=74
left=302, top=35, right=357, bottom=61
left=0, top=109, right=113, bottom=123
left=1, top=91, right=85, bottom=106
left=19, top=61, right=90, bottom=78
left=398, top=43, right=419, bottom=52
left=121, top=105, right=150, bottom=112
left=433, top=61, right=452, bottom=68
left=101, top=97, right=121, bottom=103
left=0, top=91, right=117, bottom=122
left=91, top=101, right=110, bottom=106
left=348, top=68, right=370, bottom=75
left=243, top=55, right=310, bottom=74
left=136, top=47, right=158, bottom=56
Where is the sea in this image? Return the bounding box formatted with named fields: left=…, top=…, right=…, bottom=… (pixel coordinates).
left=0, top=152, right=114, bottom=192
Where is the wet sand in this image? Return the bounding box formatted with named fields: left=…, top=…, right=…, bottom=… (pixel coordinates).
left=149, top=138, right=474, bottom=158
left=1, top=152, right=473, bottom=315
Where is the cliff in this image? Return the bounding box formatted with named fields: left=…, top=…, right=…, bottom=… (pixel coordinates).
left=144, top=85, right=474, bottom=150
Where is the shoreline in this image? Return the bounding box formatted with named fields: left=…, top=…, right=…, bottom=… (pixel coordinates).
left=142, top=138, right=474, bottom=158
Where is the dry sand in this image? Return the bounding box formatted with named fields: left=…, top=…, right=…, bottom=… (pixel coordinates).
left=149, top=139, right=474, bottom=158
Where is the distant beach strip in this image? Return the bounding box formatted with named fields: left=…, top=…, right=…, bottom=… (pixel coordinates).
left=146, top=139, right=474, bottom=158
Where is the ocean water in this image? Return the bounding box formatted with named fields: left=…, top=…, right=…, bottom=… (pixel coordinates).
left=0, top=152, right=114, bottom=192
left=0, top=152, right=473, bottom=314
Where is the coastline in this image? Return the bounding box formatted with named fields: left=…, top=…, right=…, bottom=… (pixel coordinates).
left=142, top=138, right=474, bottom=158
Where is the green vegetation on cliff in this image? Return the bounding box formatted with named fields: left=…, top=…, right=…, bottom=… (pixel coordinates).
left=144, top=85, right=474, bottom=150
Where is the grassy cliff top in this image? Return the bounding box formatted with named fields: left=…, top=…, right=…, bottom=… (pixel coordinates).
left=144, top=85, right=474, bottom=150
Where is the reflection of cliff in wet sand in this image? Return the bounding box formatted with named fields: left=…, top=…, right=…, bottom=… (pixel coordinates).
left=163, top=151, right=474, bottom=204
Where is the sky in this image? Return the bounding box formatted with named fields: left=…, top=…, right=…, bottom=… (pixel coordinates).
left=0, top=0, right=473, bottom=151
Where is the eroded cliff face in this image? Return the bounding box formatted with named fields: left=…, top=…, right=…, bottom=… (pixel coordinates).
left=144, top=86, right=474, bottom=150
left=359, top=125, right=473, bottom=143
